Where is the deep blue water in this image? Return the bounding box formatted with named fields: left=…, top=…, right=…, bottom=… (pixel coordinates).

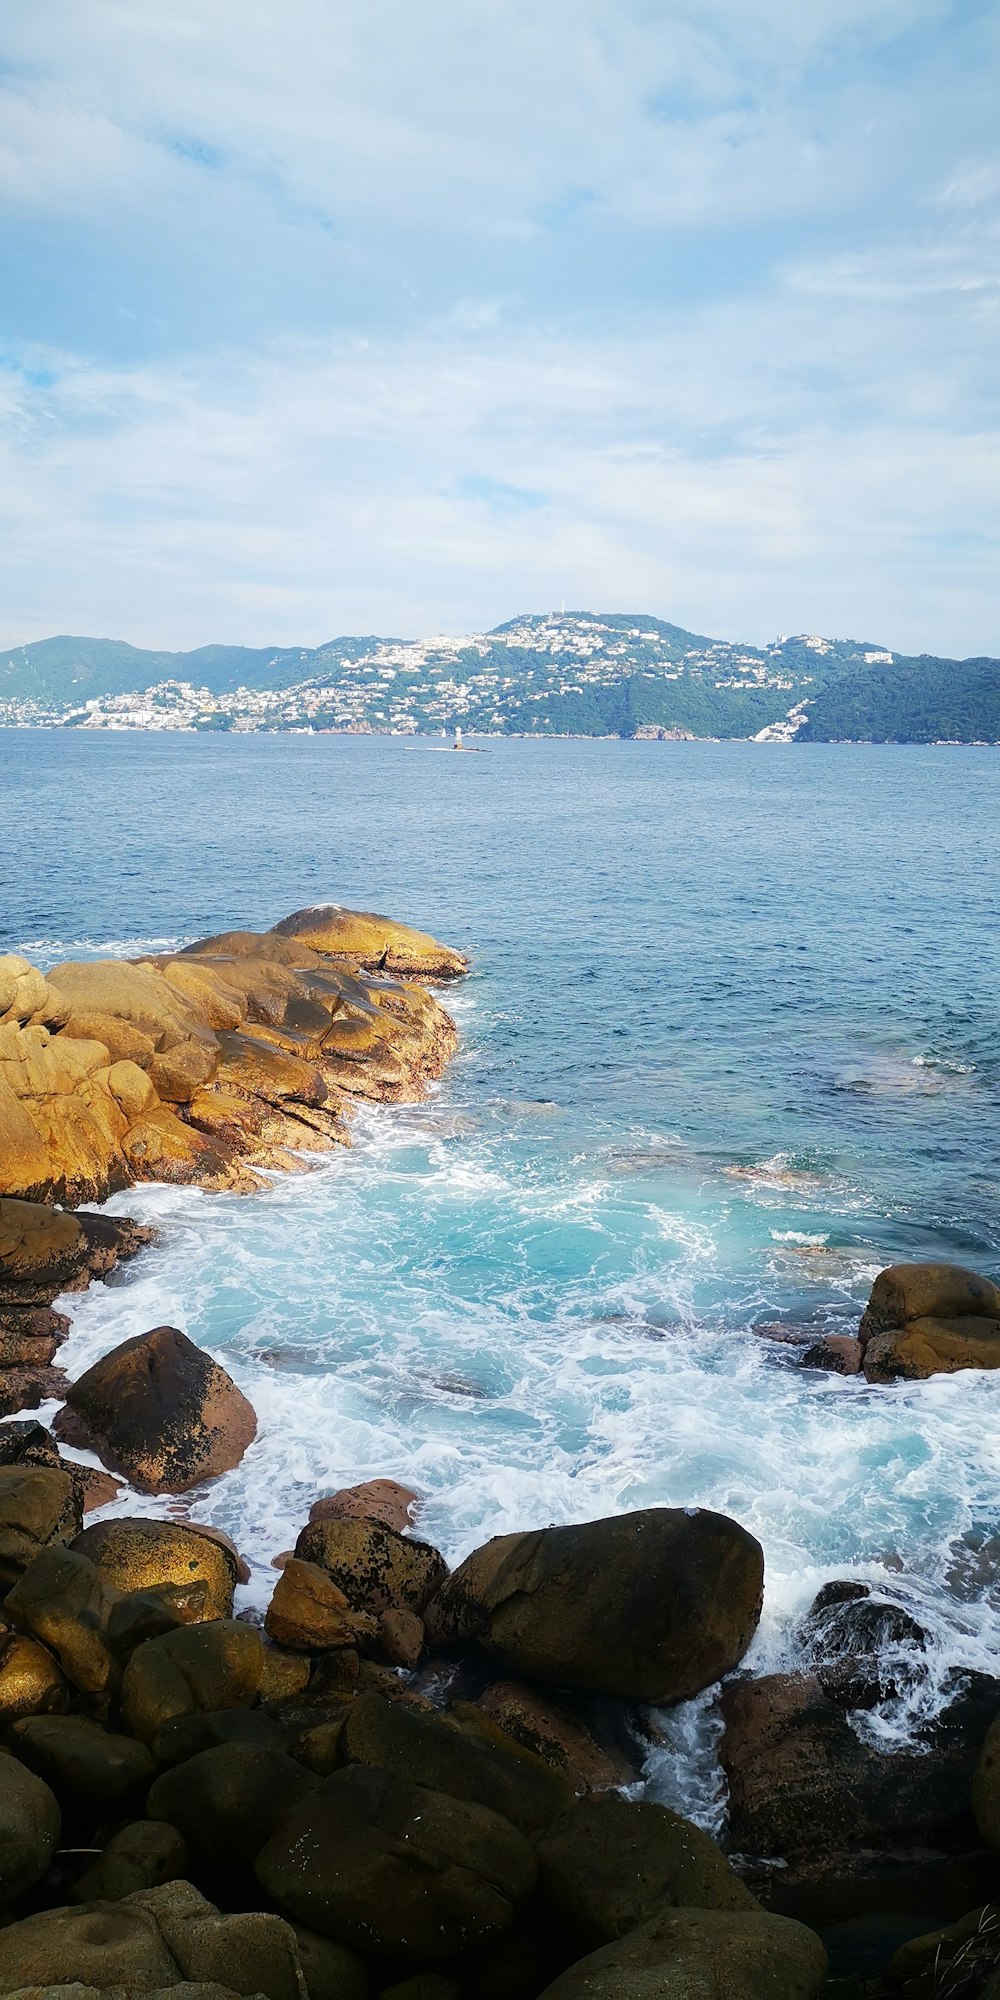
left=3, top=729, right=999, bottom=1808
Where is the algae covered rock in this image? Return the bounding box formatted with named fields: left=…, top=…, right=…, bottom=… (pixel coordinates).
left=294, top=1515, right=447, bottom=1620
left=256, top=1762, right=536, bottom=1962
left=0, top=1748, right=61, bottom=1902
left=73, top=1516, right=238, bottom=1617
left=54, top=1324, right=257, bottom=1493
left=534, top=1906, right=828, bottom=1998
left=121, top=1620, right=264, bottom=1744
left=426, top=1506, right=764, bottom=1702
left=535, top=1793, right=758, bottom=1950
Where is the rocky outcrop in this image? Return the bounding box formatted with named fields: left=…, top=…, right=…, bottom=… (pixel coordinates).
left=859, top=1261, right=1000, bottom=1382
left=53, top=1325, right=257, bottom=1493
left=0, top=1198, right=153, bottom=1416
left=0, top=903, right=465, bottom=1209
left=424, top=1507, right=764, bottom=1702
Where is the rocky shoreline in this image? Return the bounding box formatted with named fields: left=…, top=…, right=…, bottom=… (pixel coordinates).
left=1, top=903, right=1000, bottom=1996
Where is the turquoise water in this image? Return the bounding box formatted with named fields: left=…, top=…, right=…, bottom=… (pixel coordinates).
left=3, top=730, right=1000, bottom=1808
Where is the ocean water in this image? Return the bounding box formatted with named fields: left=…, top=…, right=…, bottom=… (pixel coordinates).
left=3, top=729, right=1000, bottom=1819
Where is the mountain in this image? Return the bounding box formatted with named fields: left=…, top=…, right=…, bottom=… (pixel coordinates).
left=0, top=614, right=997, bottom=742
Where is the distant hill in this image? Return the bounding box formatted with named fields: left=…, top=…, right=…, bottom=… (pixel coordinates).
left=0, top=614, right=997, bottom=742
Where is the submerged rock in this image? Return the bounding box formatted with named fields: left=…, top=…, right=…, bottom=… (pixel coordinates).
left=54, top=1324, right=257, bottom=1493
left=425, top=1506, right=764, bottom=1703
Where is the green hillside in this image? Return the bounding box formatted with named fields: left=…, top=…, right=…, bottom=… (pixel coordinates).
left=800, top=654, right=1000, bottom=743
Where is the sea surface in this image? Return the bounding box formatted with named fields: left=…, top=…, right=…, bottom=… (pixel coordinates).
left=3, top=728, right=1000, bottom=1820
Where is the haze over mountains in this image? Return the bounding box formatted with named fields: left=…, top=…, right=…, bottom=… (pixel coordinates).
left=1, top=613, right=997, bottom=744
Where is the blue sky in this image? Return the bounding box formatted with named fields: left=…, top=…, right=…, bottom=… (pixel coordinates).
left=0, top=0, right=997, bottom=651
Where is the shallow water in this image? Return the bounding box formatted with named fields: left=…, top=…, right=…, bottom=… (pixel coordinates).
left=3, top=730, right=999, bottom=1819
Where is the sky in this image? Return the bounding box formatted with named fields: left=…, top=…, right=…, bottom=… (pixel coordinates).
left=0, top=0, right=998, bottom=654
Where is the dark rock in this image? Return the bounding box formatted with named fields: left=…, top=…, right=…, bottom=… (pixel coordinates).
left=470, top=1683, right=634, bottom=1792
left=53, top=1324, right=257, bottom=1493
left=0, top=1895, right=179, bottom=1992
left=121, top=1620, right=264, bottom=1744
left=151, top=1705, right=290, bottom=1766
left=10, top=1713, right=154, bottom=1802
left=288, top=1924, right=368, bottom=2000
left=0, top=1418, right=62, bottom=1467
left=69, top=1818, right=189, bottom=1903
left=377, top=1606, right=425, bottom=1667
left=800, top=1337, right=864, bottom=1375
left=73, top=1516, right=237, bottom=1617
left=0, top=1746, right=61, bottom=1901
left=341, top=1690, right=572, bottom=1834
left=0, top=1464, right=82, bottom=1588
left=294, top=1515, right=447, bottom=1619
left=0, top=1363, right=69, bottom=1416
left=797, top=1580, right=929, bottom=1707
left=532, top=1906, right=828, bottom=1998
left=425, top=1506, right=764, bottom=1703
left=107, top=1579, right=214, bottom=1655
left=534, top=1793, right=758, bottom=1949
left=255, top=1762, right=537, bottom=1962
left=147, top=1743, right=319, bottom=1867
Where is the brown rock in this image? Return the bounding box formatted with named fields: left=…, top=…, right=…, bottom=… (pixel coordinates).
left=5, top=1545, right=119, bottom=1696
left=473, top=1682, right=634, bottom=1792
left=295, top=1514, right=447, bottom=1618
left=309, top=1477, right=420, bottom=1532
left=426, top=1507, right=764, bottom=1703
left=860, top=1262, right=1000, bottom=1341
left=121, top=1619, right=264, bottom=1744
left=54, top=1323, right=256, bottom=1492
left=534, top=1792, right=759, bottom=1947
left=265, top=1558, right=379, bottom=1651
left=533, top=1906, right=827, bottom=1999
left=865, top=1315, right=1000, bottom=1382
left=800, top=1335, right=864, bottom=1375
left=73, top=1516, right=237, bottom=1617
left=269, top=904, right=469, bottom=978
left=0, top=1363, right=69, bottom=1416
left=0, top=1631, right=68, bottom=1721
left=0, top=1748, right=62, bottom=1903
left=0, top=1463, right=81, bottom=1586
left=378, top=1607, right=425, bottom=1667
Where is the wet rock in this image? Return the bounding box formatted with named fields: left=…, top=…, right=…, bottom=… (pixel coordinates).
left=341, top=1690, right=572, bottom=1835
left=533, top=1906, right=828, bottom=1999
left=0, top=1631, right=68, bottom=1722
left=121, top=1620, right=264, bottom=1745
left=721, top=1668, right=1000, bottom=1905
left=150, top=1706, right=290, bottom=1767
left=534, top=1792, right=758, bottom=1949
left=797, top=1580, right=929, bottom=1707
left=0, top=1363, right=69, bottom=1416
left=256, top=1762, right=536, bottom=1962
left=425, top=1506, right=764, bottom=1703
left=72, top=1464, right=126, bottom=1512
left=0, top=1747, right=61, bottom=1902
left=265, top=1558, right=379, bottom=1652
left=0, top=1420, right=64, bottom=1469
left=107, top=1580, right=214, bottom=1656
left=68, top=1819, right=189, bottom=1903
left=472, top=1682, right=634, bottom=1792
left=54, top=1324, right=257, bottom=1493
left=0, top=1464, right=82, bottom=1587
left=972, top=1717, right=1000, bottom=1849
left=309, top=1479, right=420, bottom=1533
left=268, top=905, right=468, bottom=979
left=5, top=1546, right=118, bottom=1696
left=147, top=1743, right=319, bottom=1869
left=9, top=1714, right=154, bottom=1803
left=258, top=1637, right=313, bottom=1705
left=73, top=1517, right=237, bottom=1618
left=860, top=1262, right=1000, bottom=1382
left=800, top=1336, right=864, bottom=1375
left=294, top=1515, right=447, bottom=1620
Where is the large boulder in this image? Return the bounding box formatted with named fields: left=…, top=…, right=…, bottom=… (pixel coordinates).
left=54, top=1324, right=257, bottom=1492
left=471, top=1683, right=635, bottom=1792
left=0, top=1747, right=61, bottom=1902
left=310, top=1478, right=420, bottom=1532
left=121, top=1621, right=264, bottom=1744
left=341, top=1690, right=572, bottom=1834
left=256, top=1762, right=537, bottom=1962
left=721, top=1669, right=1000, bottom=1918
left=69, top=1819, right=189, bottom=1903
left=0, top=1630, right=68, bottom=1722
left=425, top=1507, right=764, bottom=1703
left=534, top=1794, right=759, bottom=1948
left=534, top=1906, right=828, bottom=1999
left=267, top=905, right=468, bottom=979
left=0, top=1464, right=81, bottom=1587
left=860, top=1262, right=1000, bottom=1382
left=147, top=1744, right=319, bottom=1867
left=5, top=1546, right=118, bottom=1695
left=294, top=1515, right=447, bottom=1620
left=9, top=1713, right=154, bottom=1803
left=73, top=1516, right=238, bottom=1618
